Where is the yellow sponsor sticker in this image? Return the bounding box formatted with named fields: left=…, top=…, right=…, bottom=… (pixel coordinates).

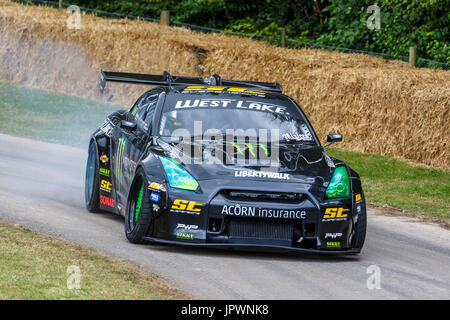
left=322, top=208, right=349, bottom=221
left=355, top=194, right=362, bottom=203
left=100, top=180, right=112, bottom=192
left=183, top=86, right=266, bottom=95
left=171, top=199, right=203, bottom=213
left=148, top=182, right=163, bottom=191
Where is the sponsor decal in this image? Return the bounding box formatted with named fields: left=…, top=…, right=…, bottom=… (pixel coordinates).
left=355, top=193, right=362, bottom=203
left=356, top=204, right=362, bottom=214
left=174, top=99, right=287, bottom=115
left=100, top=152, right=109, bottom=166
left=325, top=232, right=342, bottom=239
left=100, top=195, right=114, bottom=208
left=99, top=168, right=110, bottom=177
left=171, top=199, right=203, bottom=215
left=182, top=86, right=266, bottom=95
left=326, top=241, right=341, bottom=248
left=100, top=121, right=114, bottom=137
left=148, top=182, right=164, bottom=191
left=176, top=224, right=199, bottom=230
left=281, top=125, right=313, bottom=142
left=100, top=179, right=112, bottom=192
left=322, top=208, right=349, bottom=222
left=234, top=170, right=290, bottom=180
left=176, top=232, right=194, bottom=240
left=221, top=204, right=306, bottom=219
left=150, top=192, right=160, bottom=203
left=152, top=204, right=160, bottom=212
left=226, top=141, right=270, bottom=158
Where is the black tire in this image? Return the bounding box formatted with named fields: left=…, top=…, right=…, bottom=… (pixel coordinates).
left=125, top=167, right=153, bottom=244
left=85, top=140, right=101, bottom=213
left=352, top=193, right=367, bottom=250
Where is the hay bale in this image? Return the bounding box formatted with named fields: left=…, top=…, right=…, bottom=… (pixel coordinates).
left=0, top=0, right=448, bottom=169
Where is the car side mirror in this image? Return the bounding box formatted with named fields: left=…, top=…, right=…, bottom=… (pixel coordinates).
left=120, top=120, right=137, bottom=131
left=326, top=134, right=343, bottom=144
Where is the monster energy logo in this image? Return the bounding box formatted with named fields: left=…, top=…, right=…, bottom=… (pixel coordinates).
left=115, top=137, right=126, bottom=187
left=225, top=141, right=269, bottom=158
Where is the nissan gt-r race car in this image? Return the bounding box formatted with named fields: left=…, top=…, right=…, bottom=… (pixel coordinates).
left=85, top=71, right=366, bottom=254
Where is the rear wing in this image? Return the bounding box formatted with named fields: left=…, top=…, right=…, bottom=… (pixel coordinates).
left=99, top=70, right=282, bottom=94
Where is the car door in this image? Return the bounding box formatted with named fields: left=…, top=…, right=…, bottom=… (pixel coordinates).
left=113, top=91, right=161, bottom=209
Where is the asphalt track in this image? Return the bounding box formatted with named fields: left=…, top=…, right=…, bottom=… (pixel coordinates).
left=0, top=133, right=449, bottom=299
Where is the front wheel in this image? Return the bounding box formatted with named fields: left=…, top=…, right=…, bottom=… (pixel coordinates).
left=85, top=140, right=101, bottom=213
left=352, top=193, right=367, bottom=250
left=125, top=168, right=153, bottom=244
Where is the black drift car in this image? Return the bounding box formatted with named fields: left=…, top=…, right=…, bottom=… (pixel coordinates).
left=85, top=71, right=366, bottom=254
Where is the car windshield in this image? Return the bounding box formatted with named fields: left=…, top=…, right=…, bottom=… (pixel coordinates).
left=158, top=93, right=317, bottom=145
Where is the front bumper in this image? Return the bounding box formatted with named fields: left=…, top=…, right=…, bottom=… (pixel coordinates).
left=149, top=179, right=361, bottom=254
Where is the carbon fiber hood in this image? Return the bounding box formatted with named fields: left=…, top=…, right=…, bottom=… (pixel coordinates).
left=156, top=138, right=335, bottom=188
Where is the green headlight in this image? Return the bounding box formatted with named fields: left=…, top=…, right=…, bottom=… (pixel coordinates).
left=159, top=156, right=199, bottom=191
left=326, top=166, right=350, bottom=200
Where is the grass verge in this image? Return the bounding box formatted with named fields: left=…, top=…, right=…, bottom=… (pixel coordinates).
left=0, top=80, right=448, bottom=225
left=0, top=81, right=120, bottom=147
left=0, top=222, right=189, bottom=299
left=328, top=147, right=449, bottom=226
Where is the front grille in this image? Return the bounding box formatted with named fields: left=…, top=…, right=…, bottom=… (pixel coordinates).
left=228, top=218, right=293, bottom=241
left=223, top=190, right=303, bottom=203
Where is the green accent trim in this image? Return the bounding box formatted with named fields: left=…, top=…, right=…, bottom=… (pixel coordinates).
left=135, top=182, right=143, bottom=223
left=244, top=142, right=256, bottom=157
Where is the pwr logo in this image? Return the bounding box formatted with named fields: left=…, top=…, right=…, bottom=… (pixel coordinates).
left=100, top=195, right=115, bottom=208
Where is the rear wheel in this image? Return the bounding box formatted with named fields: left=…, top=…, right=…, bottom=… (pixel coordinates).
left=85, top=140, right=101, bottom=213
left=125, top=168, right=153, bottom=244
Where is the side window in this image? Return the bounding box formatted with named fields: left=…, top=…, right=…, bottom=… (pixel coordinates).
left=144, top=94, right=159, bottom=125
left=136, top=97, right=149, bottom=120
left=129, top=92, right=156, bottom=120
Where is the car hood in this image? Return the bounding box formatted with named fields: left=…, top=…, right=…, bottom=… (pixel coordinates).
left=155, top=138, right=336, bottom=188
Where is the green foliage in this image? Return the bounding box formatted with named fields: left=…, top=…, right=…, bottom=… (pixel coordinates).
left=317, top=0, right=449, bottom=63
left=27, top=0, right=450, bottom=64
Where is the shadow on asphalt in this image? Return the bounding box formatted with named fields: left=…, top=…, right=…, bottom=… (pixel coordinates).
left=93, top=212, right=362, bottom=263
left=141, top=241, right=361, bottom=263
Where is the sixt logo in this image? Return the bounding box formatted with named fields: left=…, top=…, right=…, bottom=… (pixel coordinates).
left=322, top=208, right=349, bottom=222
left=326, top=241, right=341, bottom=248
left=176, top=232, right=194, bottom=240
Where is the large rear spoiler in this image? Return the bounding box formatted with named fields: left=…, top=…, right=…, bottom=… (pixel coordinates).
left=99, top=70, right=282, bottom=94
